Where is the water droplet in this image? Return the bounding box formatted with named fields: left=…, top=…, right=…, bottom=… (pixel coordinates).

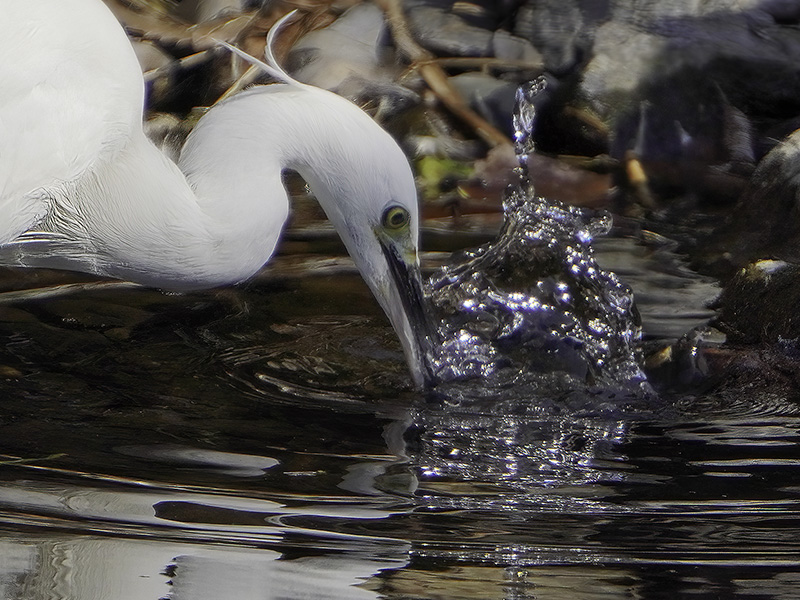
left=426, top=80, right=648, bottom=394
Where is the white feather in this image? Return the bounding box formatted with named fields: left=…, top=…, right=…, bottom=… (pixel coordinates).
left=214, top=9, right=302, bottom=86
left=0, top=0, right=429, bottom=385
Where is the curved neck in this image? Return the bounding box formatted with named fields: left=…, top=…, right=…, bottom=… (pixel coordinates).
left=179, top=85, right=372, bottom=279
left=57, top=84, right=377, bottom=292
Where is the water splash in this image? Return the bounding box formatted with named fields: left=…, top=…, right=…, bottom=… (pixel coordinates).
left=427, top=79, right=648, bottom=394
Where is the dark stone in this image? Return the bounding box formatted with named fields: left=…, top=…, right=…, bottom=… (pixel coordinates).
left=403, top=0, right=523, bottom=31
left=510, top=1, right=800, bottom=203
left=448, top=73, right=518, bottom=135
left=405, top=5, right=494, bottom=56
left=716, top=260, right=800, bottom=344
left=491, top=30, right=543, bottom=63
left=706, top=129, right=800, bottom=274
left=402, top=0, right=541, bottom=59
left=513, top=0, right=609, bottom=74
left=581, top=6, right=800, bottom=166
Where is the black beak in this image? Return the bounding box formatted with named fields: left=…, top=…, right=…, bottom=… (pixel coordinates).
left=380, top=240, right=440, bottom=387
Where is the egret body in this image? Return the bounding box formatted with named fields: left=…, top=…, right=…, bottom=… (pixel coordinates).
left=0, top=0, right=434, bottom=385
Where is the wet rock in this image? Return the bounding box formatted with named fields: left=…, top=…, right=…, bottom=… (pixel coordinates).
left=287, top=3, right=418, bottom=117
left=404, top=4, right=492, bottom=56
left=716, top=260, right=800, bottom=344
left=448, top=73, right=517, bottom=135
left=513, top=0, right=604, bottom=74
left=643, top=326, right=722, bottom=390
left=580, top=6, right=800, bottom=176
left=697, top=343, right=800, bottom=403
left=704, top=129, right=800, bottom=276
left=510, top=0, right=800, bottom=203
left=404, top=1, right=539, bottom=60
left=491, top=29, right=543, bottom=63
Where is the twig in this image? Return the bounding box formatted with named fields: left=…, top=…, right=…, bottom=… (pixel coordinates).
left=214, top=64, right=261, bottom=105
left=104, top=0, right=255, bottom=48
left=411, top=56, right=543, bottom=74
left=143, top=49, right=212, bottom=82
left=373, top=0, right=512, bottom=149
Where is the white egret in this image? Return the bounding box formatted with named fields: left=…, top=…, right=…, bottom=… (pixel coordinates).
left=0, top=0, right=435, bottom=386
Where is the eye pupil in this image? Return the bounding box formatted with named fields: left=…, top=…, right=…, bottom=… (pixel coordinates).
left=384, top=206, right=409, bottom=229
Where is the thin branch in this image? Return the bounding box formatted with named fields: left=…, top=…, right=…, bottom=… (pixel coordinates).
left=374, top=0, right=513, bottom=149
left=417, top=56, right=543, bottom=74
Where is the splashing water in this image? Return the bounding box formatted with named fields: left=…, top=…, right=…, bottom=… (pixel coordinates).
left=427, top=79, right=648, bottom=395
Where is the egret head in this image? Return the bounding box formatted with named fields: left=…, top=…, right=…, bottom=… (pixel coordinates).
left=291, top=91, right=438, bottom=387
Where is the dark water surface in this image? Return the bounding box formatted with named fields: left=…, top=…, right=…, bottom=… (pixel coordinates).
left=0, top=255, right=798, bottom=600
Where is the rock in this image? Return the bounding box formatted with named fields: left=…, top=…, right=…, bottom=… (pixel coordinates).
left=578, top=22, right=665, bottom=122
left=405, top=5, right=494, bottom=56
left=491, top=30, right=543, bottom=63
left=580, top=6, right=800, bottom=165
left=705, top=129, right=800, bottom=275
left=513, top=0, right=602, bottom=74
left=448, top=73, right=518, bottom=135
left=404, top=0, right=521, bottom=32
left=716, top=260, right=800, bottom=344
left=609, top=0, right=763, bottom=20
left=404, top=2, right=542, bottom=62
left=510, top=0, right=800, bottom=201
left=174, top=0, right=246, bottom=23
left=287, top=3, right=419, bottom=117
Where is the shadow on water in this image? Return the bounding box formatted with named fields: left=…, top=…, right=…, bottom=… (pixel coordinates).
left=0, top=87, right=797, bottom=599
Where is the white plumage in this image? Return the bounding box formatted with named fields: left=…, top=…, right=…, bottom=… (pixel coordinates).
left=0, top=0, right=433, bottom=385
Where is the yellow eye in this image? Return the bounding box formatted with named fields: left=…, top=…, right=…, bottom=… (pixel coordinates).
left=383, top=206, right=410, bottom=230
